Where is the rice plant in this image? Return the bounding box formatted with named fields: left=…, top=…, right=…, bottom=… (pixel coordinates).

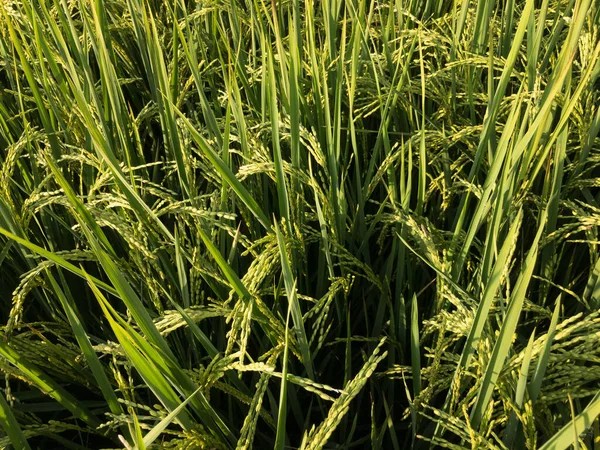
left=0, top=0, right=599, bottom=448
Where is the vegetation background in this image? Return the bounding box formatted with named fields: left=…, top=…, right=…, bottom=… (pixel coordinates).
left=0, top=0, right=599, bottom=448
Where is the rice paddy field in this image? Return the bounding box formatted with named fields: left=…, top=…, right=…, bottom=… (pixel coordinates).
left=0, top=0, right=599, bottom=448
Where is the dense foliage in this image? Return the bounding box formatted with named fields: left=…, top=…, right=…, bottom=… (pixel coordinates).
left=0, top=0, right=599, bottom=448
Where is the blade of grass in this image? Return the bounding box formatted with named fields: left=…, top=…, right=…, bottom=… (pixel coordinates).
left=470, top=207, right=548, bottom=429
left=503, top=330, right=536, bottom=447
left=274, top=282, right=293, bottom=450
left=0, top=226, right=117, bottom=296
left=538, top=391, right=600, bottom=450
left=175, top=108, right=270, bottom=230
left=529, top=296, right=561, bottom=401
left=45, top=272, right=124, bottom=418
left=275, top=220, right=314, bottom=379
left=141, top=387, right=203, bottom=449
left=0, top=389, right=31, bottom=450
left=86, top=273, right=235, bottom=444
left=450, top=0, right=534, bottom=260
left=266, top=37, right=290, bottom=224
left=410, top=293, right=421, bottom=398
left=0, top=336, right=102, bottom=430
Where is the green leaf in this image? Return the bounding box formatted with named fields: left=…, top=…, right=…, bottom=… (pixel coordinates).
left=410, top=293, right=421, bottom=398
left=275, top=220, right=314, bottom=379
left=470, top=208, right=548, bottom=429
left=141, top=387, right=203, bottom=449
left=0, top=337, right=102, bottom=430
left=0, top=391, right=31, bottom=450
left=538, top=391, right=600, bottom=450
